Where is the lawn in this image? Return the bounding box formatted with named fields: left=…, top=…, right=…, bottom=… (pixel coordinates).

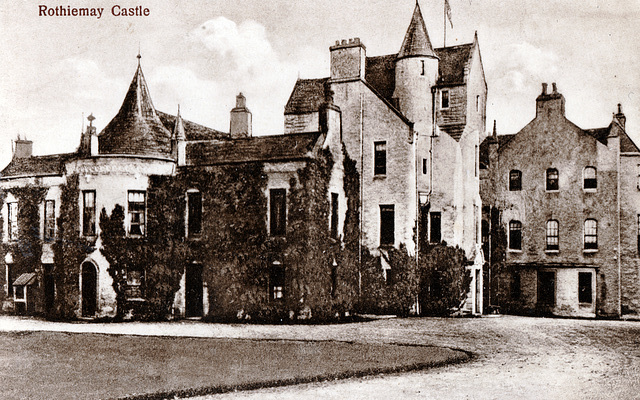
left=0, top=330, right=468, bottom=399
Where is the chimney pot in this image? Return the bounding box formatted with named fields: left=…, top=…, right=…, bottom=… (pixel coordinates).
left=551, top=82, right=557, bottom=93
left=617, top=103, right=622, bottom=114
left=541, top=83, right=548, bottom=95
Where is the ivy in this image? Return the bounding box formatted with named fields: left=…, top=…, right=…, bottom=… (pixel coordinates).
left=52, top=175, right=94, bottom=319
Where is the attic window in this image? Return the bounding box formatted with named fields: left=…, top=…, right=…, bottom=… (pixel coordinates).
left=441, top=90, right=450, bottom=109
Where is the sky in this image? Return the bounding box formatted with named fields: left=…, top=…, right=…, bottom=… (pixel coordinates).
left=0, top=0, right=638, bottom=168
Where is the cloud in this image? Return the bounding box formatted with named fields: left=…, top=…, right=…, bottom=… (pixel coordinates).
left=181, top=16, right=326, bottom=134
left=491, top=42, right=559, bottom=94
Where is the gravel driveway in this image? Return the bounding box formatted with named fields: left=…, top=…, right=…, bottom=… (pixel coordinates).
left=186, top=316, right=640, bottom=400
left=2, top=315, right=639, bottom=399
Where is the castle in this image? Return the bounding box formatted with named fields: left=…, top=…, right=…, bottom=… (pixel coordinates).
left=0, top=3, right=486, bottom=318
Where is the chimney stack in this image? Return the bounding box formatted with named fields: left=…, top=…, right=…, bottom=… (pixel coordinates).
left=536, top=82, right=565, bottom=118
left=13, top=138, right=33, bottom=159
left=614, top=103, right=626, bottom=129
left=330, top=38, right=366, bottom=82
left=230, top=93, right=252, bottom=138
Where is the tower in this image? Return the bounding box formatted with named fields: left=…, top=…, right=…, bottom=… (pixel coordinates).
left=392, top=2, right=439, bottom=135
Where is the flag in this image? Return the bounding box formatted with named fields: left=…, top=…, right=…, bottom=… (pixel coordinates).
left=445, top=0, right=453, bottom=28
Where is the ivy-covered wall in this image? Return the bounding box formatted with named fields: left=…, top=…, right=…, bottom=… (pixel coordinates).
left=99, top=145, right=361, bottom=322
left=52, top=175, right=94, bottom=319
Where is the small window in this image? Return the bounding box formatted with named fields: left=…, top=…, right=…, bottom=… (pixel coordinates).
left=82, top=191, right=96, bottom=237
left=546, top=220, right=559, bottom=251
left=637, top=214, right=640, bottom=256
left=509, top=170, right=522, bottom=191
left=125, top=269, right=144, bottom=299
left=270, top=262, right=285, bottom=301
left=430, top=211, right=441, bottom=243
left=270, top=189, right=286, bottom=236
left=584, top=219, right=598, bottom=250
left=637, top=164, right=640, bottom=190
left=374, top=141, right=387, bottom=176
left=380, top=205, right=395, bottom=246
left=441, top=90, right=450, bottom=109
left=476, top=95, right=480, bottom=112
left=330, top=192, right=339, bottom=239
left=422, top=158, right=427, bottom=175
left=509, top=220, right=522, bottom=250
left=5, top=263, right=13, bottom=297
left=7, top=202, right=18, bottom=241
left=44, top=200, right=55, bottom=241
left=421, top=60, right=425, bottom=76
left=187, top=191, right=202, bottom=237
left=546, top=168, right=559, bottom=191
left=128, top=191, right=146, bottom=236
left=578, top=272, right=593, bottom=304
left=583, top=167, right=597, bottom=190
left=14, top=285, right=24, bottom=300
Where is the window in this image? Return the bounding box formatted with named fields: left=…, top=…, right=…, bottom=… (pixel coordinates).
left=637, top=215, right=640, bottom=255
left=44, top=200, right=55, bottom=241
left=380, top=205, right=395, bottom=246
left=5, top=263, right=13, bottom=297
left=270, top=189, right=286, bottom=236
left=187, top=191, right=202, bottom=237
left=546, top=220, right=559, bottom=251
left=476, top=95, right=480, bottom=112
left=584, top=219, right=598, bottom=250
left=374, top=141, right=386, bottom=175
left=509, top=170, right=522, bottom=191
left=7, top=202, right=18, bottom=241
left=441, top=90, right=450, bottom=109
left=82, top=191, right=95, bottom=236
left=270, top=262, right=284, bottom=301
left=125, top=269, right=144, bottom=299
left=430, top=211, right=441, bottom=243
left=420, top=60, right=425, bottom=76
left=583, top=167, right=597, bottom=190
left=511, top=270, right=521, bottom=300
left=330, top=192, right=339, bottom=239
left=128, top=191, right=146, bottom=236
left=509, top=220, right=522, bottom=250
left=546, top=168, right=559, bottom=191
left=637, top=164, right=640, bottom=190
left=422, top=158, right=427, bottom=175
left=475, top=145, right=479, bottom=177
left=578, top=272, right=593, bottom=304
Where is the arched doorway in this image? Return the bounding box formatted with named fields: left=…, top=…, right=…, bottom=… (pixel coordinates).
left=81, top=262, right=97, bottom=317
left=185, top=263, right=203, bottom=318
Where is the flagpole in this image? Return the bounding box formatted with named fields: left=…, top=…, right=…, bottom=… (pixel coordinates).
left=443, top=0, right=446, bottom=47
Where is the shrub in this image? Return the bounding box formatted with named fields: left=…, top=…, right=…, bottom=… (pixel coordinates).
left=418, top=242, right=471, bottom=316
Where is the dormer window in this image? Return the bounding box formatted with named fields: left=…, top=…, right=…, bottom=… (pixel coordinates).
left=441, top=90, right=450, bottom=109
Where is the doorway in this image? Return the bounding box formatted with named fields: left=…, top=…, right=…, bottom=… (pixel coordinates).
left=43, top=264, right=55, bottom=313
left=185, top=264, right=203, bottom=318
left=81, top=262, right=97, bottom=317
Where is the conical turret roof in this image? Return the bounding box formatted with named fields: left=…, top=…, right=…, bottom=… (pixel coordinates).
left=398, top=3, right=437, bottom=60
left=98, top=56, right=173, bottom=158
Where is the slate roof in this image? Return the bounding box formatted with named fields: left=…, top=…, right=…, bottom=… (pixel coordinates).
left=434, top=44, right=473, bottom=85
left=157, top=111, right=227, bottom=141
left=365, top=55, right=397, bottom=103
left=13, top=273, right=37, bottom=286
left=479, top=134, right=515, bottom=168
left=284, top=78, right=330, bottom=115
left=398, top=3, right=437, bottom=59
left=98, top=60, right=173, bottom=158
left=621, top=131, right=640, bottom=153
left=186, top=132, right=322, bottom=165
left=0, top=153, right=75, bottom=179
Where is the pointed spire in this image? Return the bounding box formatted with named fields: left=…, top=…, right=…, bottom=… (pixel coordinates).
left=398, top=2, right=437, bottom=59
left=98, top=55, right=173, bottom=157
left=173, top=104, right=186, bottom=140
